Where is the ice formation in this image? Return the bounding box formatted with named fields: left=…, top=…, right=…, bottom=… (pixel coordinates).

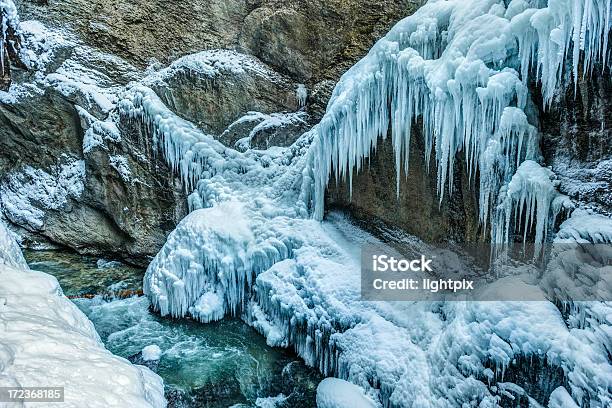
left=303, top=0, right=611, bottom=251
left=316, top=378, right=377, bottom=408
left=142, top=344, right=162, bottom=361
left=0, top=220, right=166, bottom=407
left=0, top=218, right=26, bottom=268
left=0, top=0, right=19, bottom=72
left=492, top=160, right=573, bottom=257
left=296, top=84, right=308, bottom=108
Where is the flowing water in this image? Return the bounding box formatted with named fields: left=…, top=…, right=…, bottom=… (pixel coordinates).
left=24, top=250, right=322, bottom=408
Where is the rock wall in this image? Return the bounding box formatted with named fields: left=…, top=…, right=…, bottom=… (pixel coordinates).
left=539, top=67, right=612, bottom=216
left=0, top=84, right=187, bottom=265
left=327, top=69, right=612, bottom=245
left=17, top=0, right=420, bottom=117
left=327, top=124, right=482, bottom=244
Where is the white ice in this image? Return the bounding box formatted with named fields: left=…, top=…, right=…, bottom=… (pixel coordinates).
left=0, top=220, right=166, bottom=407
left=142, top=344, right=162, bottom=362
left=316, top=378, right=377, bottom=408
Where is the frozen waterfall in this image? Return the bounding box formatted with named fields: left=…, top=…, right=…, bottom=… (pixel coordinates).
left=304, top=0, right=611, bottom=251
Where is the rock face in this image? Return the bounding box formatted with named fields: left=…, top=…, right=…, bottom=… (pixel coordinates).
left=17, top=0, right=418, bottom=118
left=146, top=51, right=302, bottom=136
left=0, top=38, right=187, bottom=265
left=238, top=0, right=422, bottom=84
left=539, top=69, right=612, bottom=216
left=327, top=71, right=612, bottom=245
left=17, top=0, right=250, bottom=68
left=0, top=86, right=187, bottom=265
left=327, top=126, right=482, bottom=244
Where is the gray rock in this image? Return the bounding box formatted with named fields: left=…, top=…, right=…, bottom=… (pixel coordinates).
left=539, top=68, right=612, bottom=216
left=0, top=43, right=186, bottom=266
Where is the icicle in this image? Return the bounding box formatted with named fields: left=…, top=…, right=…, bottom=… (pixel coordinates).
left=304, top=0, right=610, bottom=260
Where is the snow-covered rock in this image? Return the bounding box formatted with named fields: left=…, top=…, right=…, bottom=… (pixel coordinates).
left=316, top=378, right=377, bottom=408
left=142, top=344, right=162, bottom=362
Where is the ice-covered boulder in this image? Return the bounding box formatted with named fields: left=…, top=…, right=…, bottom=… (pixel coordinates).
left=316, top=378, right=378, bottom=408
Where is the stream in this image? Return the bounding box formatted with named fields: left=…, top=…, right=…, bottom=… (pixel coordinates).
left=24, top=250, right=322, bottom=408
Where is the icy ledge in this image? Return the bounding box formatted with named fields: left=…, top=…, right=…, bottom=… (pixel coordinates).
left=0, top=221, right=166, bottom=408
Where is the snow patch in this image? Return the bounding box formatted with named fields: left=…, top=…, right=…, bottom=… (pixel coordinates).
left=0, top=159, right=86, bottom=230
left=142, top=344, right=162, bottom=362
left=0, top=220, right=166, bottom=407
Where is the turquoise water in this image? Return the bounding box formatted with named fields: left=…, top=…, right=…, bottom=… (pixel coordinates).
left=24, top=250, right=321, bottom=408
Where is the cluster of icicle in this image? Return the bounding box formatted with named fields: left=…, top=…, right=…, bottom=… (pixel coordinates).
left=117, top=85, right=246, bottom=192
left=304, top=0, right=611, bottom=250
left=0, top=0, right=18, bottom=72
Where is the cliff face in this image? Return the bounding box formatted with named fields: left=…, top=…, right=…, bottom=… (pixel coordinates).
left=327, top=126, right=482, bottom=243
left=326, top=71, right=611, bottom=244
left=0, top=43, right=186, bottom=265
left=539, top=68, right=612, bottom=216
left=1, top=0, right=417, bottom=262
left=17, top=0, right=421, bottom=117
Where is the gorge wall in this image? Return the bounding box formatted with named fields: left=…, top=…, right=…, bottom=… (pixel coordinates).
left=0, top=0, right=422, bottom=263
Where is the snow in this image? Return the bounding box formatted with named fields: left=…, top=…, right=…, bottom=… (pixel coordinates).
left=77, top=105, right=122, bottom=154
left=555, top=209, right=612, bottom=244
left=142, top=344, right=162, bottom=362
left=233, top=111, right=308, bottom=150
left=255, top=393, right=287, bottom=408
left=143, top=49, right=283, bottom=86
left=549, top=386, right=580, bottom=408
left=0, top=220, right=166, bottom=407
left=0, top=219, right=27, bottom=269
left=45, top=61, right=117, bottom=112
left=0, top=159, right=86, bottom=230
left=109, top=154, right=132, bottom=183
left=316, top=378, right=377, bottom=408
